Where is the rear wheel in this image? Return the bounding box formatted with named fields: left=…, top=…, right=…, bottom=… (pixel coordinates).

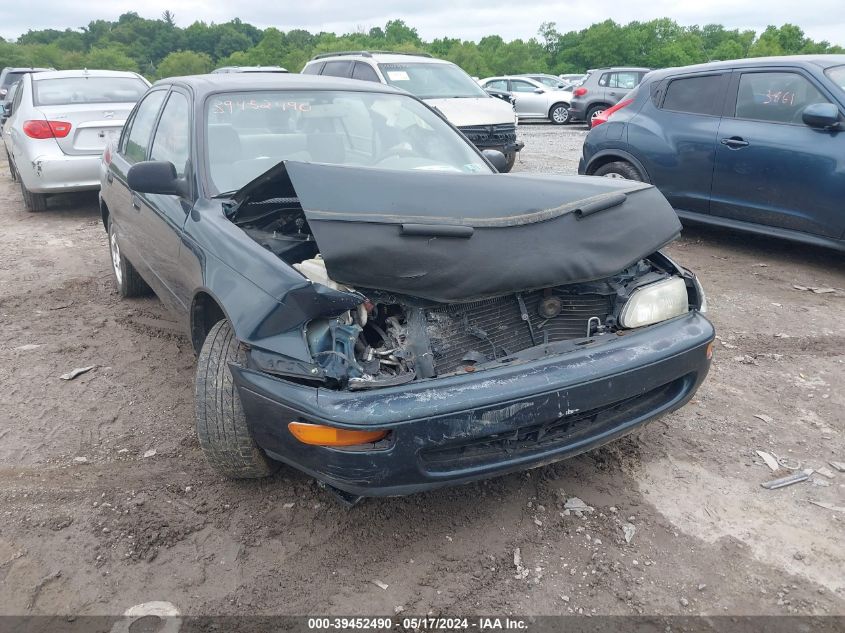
left=549, top=103, right=570, bottom=125
left=20, top=180, right=47, bottom=212
left=108, top=216, right=152, bottom=297
left=586, top=105, right=607, bottom=124
left=593, top=161, right=643, bottom=181
left=195, top=320, right=277, bottom=479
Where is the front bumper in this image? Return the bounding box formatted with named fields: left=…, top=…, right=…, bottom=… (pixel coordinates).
left=235, top=311, right=714, bottom=497
left=458, top=124, right=524, bottom=155
left=16, top=150, right=102, bottom=193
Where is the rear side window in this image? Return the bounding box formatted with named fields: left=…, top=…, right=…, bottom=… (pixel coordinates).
left=301, top=62, right=323, bottom=75
left=599, top=72, right=640, bottom=89
left=485, top=79, right=508, bottom=91
left=735, top=71, right=830, bottom=123
left=33, top=77, right=148, bottom=106
left=321, top=61, right=353, bottom=78
left=662, top=74, right=728, bottom=116
left=351, top=62, right=380, bottom=82
left=2, top=72, right=25, bottom=89
left=123, top=90, right=167, bottom=164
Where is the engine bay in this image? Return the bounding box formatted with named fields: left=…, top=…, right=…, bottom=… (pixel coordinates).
left=233, top=195, right=691, bottom=391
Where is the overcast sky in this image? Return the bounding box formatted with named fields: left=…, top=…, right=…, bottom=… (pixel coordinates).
left=1, top=0, right=844, bottom=46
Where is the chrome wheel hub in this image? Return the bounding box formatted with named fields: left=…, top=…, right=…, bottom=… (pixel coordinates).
left=110, top=229, right=123, bottom=285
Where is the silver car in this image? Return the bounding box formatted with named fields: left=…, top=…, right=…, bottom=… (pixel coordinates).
left=479, top=75, right=574, bottom=124
left=4, top=69, right=149, bottom=211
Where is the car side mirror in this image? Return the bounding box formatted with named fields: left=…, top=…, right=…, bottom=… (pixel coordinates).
left=802, top=103, right=840, bottom=129
left=127, top=161, right=186, bottom=196
left=2, top=103, right=11, bottom=117
left=482, top=149, right=508, bottom=172
left=533, top=87, right=545, bottom=94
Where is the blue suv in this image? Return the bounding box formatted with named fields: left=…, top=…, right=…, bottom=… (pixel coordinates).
left=579, top=56, right=845, bottom=251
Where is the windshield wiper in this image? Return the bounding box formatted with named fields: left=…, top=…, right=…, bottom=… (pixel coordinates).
left=212, top=190, right=238, bottom=199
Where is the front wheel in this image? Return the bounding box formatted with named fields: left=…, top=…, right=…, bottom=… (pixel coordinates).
left=195, top=320, right=277, bottom=479
left=593, top=161, right=644, bottom=181
left=549, top=103, right=570, bottom=125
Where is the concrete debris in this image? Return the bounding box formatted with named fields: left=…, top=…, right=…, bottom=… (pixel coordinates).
left=753, top=414, right=774, bottom=424
left=513, top=547, right=529, bottom=579
left=371, top=579, right=389, bottom=590
left=829, top=461, right=845, bottom=472
left=564, top=497, right=594, bottom=513
left=761, top=468, right=813, bottom=490
left=815, top=467, right=835, bottom=479
left=60, top=365, right=96, bottom=380
left=142, top=449, right=157, bottom=458
left=73, top=456, right=89, bottom=464
left=755, top=450, right=780, bottom=472
left=622, top=522, right=636, bottom=544
left=14, top=344, right=41, bottom=351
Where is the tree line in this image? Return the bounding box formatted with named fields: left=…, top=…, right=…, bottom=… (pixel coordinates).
left=1, top=12, right=842, bottom=80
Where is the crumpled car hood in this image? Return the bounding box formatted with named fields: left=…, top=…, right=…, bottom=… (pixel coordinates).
left=231, top=161, right=682, bottom=303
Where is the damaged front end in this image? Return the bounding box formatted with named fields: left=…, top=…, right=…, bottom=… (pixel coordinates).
left=226, top=161, right=702, bottom=391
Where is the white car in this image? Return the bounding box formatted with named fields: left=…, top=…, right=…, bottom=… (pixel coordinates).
left=301, top=52, right=524, bottom=172
left=479, top=76, right=574, bottom=124
left=4, top=69, right=149, bottom=211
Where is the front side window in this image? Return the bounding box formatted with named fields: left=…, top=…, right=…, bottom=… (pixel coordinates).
left=662, top=74, right=727, bottom=116
left=123, top=90, right=167, bottom=164
left=150, top=92, right=190, bottom=177
left=510, top=80, right=538, bottom=93
left=33, top=77, right=148, bottom=106
left=735, top=72, right=830, bottom=123
left=377, top=62, right=487, bottom=99
left=204, top=90, right=490, bottom=193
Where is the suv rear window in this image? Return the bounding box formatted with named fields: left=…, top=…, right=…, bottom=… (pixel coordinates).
left=34, top=77, right=148, bottom=106
left=662, top=74, right=728, bottom=116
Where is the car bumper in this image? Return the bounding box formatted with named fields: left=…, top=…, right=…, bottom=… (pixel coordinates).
left=16, top=151, right=102, bottom=193
left=568, top=101, right=587, bottom=122
left=234, top=311, right=714, bottom=497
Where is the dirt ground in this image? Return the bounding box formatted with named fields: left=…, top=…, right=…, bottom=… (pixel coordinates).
left=0, top=124, right=843, bottom=619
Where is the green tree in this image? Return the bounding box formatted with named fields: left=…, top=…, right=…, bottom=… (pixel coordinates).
left=156, top=50, right=212, bottom=78
left=85, top=45, right=139, bottom=71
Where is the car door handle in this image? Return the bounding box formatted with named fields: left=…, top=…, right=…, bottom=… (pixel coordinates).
left=131, top=194, right=141, bottom=210
left=720, top=137, right=749, bottom=148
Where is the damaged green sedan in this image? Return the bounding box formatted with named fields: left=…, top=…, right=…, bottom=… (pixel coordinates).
left=99, top=73, right=713, bottom=502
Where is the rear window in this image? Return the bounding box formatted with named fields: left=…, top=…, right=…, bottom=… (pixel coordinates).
left=33, top=77, right=148, bottom=106
left=662, top=74, right=728, bottom=116
left=2, top=72, right=26, bottom=89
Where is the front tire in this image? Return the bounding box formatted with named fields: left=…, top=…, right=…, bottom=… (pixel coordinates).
left=20, top=180, right=47, bottom=212
left=549, top=103, right=570, bottom=125
left=195, top=320, right=276, bottom=479
left=593, top=161, right=644, bottom=181
left=108, top=216, right=152, bottom=297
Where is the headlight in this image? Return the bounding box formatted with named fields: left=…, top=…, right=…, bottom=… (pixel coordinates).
left=619, top=277, right=689, bottom=329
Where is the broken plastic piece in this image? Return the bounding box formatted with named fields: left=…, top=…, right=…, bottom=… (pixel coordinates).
left=761, top=468, right=813, bottom=490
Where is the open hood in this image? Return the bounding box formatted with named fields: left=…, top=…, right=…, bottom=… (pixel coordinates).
left=232, top=161, right=682, bottom=303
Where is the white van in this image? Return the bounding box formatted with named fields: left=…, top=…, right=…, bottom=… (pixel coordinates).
left=302, top=52, right=523, bottom=171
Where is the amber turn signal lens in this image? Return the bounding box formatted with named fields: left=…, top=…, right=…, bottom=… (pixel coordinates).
left=288, top=422, right=388, bottom=447
left=706, top=342, right=714, bottom=360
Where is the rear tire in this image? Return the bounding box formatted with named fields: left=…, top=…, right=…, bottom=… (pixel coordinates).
left=586, top=105, right=607, bottom=124
left=195, top=320, right=276, bottom=479
left=108, top=216, right=152, bottom=297
left=6, top=151, right=17, bottom=182
left=593, top=161, right=643, bottom=181
left=549, top=103, right=570, bottom=125
left=20, top=180, right=47, bottom=212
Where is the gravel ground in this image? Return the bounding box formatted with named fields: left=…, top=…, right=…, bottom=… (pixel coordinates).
left=0, top=126, right=843, bottom=619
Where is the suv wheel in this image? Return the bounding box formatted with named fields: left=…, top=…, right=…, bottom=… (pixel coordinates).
left=593, top=161, right=644, bottom=181
left=586, top=105, right=607, bottom=124
left=549, top=103, right=570, bottom=125
left=195, top=320, right=277, bottom=479
left=108, top=216, right=152, bottom=297
left=20, top=181, right=47, bottom=212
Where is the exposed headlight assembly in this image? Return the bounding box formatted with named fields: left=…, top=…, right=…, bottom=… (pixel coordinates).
left=620, top=276, right=689, bottom=329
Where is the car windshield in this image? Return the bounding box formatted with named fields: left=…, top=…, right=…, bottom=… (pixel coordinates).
left=377, top=62, right=488, bottom=99
left=826, top=65, right=845, bottom=95
left=33, top=77, right=148, bottom=105
left=204, top=90, right=490, bottom=194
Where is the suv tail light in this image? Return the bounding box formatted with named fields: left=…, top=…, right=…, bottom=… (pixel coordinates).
left=591, top=98, right=633, bottom=128
left=573, top=87, right=588, bottom=97
left=23, top=119, right=72, bottom=139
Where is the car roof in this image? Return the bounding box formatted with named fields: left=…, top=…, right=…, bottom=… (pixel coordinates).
left=308, top=52, right=448, bottom=65
left=645, top=54, right=845, bottom=81
left=4, top=67, right=52, bottom=73
left=154, top=73, right=409, bottom=98
left=212, top=66, right=288, bottom=73
left=32, top=69, right=145, bottom=81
